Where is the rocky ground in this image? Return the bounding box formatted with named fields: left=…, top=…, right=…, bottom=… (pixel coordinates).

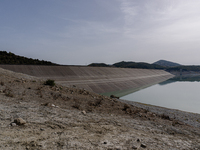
left=0, top=68, right=200, bottom=150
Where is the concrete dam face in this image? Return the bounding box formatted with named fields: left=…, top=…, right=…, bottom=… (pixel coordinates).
left=0, top=65, right=173, bottom=97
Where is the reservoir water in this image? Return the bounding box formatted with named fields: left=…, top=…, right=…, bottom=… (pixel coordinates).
left=121, top=76, right=200, bottom=114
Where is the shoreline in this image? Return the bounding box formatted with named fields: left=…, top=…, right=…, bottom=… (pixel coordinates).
left=119, top=99, right=200, bottom=127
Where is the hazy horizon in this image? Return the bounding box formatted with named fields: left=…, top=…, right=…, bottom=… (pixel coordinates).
left=1, top=0, right=200, bottom=65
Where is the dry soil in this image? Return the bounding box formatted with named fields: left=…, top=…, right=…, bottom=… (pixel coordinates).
left=0, top=68, right=199, bottom=150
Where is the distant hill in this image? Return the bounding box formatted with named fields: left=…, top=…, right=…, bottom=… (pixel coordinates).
left=88, top=63, right=110, bottom=67
left=0, top=51, right=57, bottom=65
left=153, top=60, right=181, bottom=67
left=88, top=60, right=200, bottom=73
left=113, top=61, right=164, bottom=69
left=88, top=61, right=165, bottom=69
left=166, top=65, right=200, bottom=72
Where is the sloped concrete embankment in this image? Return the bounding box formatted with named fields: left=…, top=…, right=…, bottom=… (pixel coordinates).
left=0, top=65, right=173, bottom=96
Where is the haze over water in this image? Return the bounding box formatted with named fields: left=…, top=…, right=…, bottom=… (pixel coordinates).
left=121, top=76, right=200, bottom=114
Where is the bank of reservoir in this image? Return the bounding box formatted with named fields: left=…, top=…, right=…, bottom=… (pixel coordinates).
left=0, top=65, right=173, bottom=96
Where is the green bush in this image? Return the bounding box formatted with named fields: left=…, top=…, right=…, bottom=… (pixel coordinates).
left=44, top=79, right=55, bottom=86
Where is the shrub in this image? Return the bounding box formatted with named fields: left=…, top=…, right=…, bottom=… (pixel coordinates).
left=110, top=95, right=119, bottom=99
left=5, top=92, right=14, bottom=97
left=122, top=104, right=130, bottom=111
left=44, top=79, right=55, bottom=86
left=160, top=113, right=170, bottom=120
left=0, top=81, right=4, bottom=86
left=3, top=88, right=14, bottom=97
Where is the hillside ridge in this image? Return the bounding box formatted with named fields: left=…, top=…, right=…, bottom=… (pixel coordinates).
left=0, top=51, right=57, bottom=65
left=153, top=60, right=181, bottom=67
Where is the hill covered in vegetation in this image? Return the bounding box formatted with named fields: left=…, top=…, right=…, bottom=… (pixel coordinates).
left=166, top=65, right=200, bottom=72
left=88, top=63, right=110, bottom=67
left=89, top=61, right=200, bottom=73
left=89, top=61, right=165, bottom=70
left=2, top=51, right=200, bottom=73
left=112, top=61, right=164, bottom=69
left=0, top=51, right=57, bottom=65
left=153, top=60, right=181, bottom=67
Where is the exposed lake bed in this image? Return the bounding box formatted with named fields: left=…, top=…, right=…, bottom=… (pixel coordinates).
left=0, top=67, right=200, bottom=149
left=119, top=98, right=200, bottom=128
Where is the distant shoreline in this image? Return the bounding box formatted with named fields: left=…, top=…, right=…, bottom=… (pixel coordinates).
left=168, top=70, right=200, bottom=76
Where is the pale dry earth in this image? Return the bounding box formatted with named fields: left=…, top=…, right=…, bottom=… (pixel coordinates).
left=0, top=68, right=199, bottom=150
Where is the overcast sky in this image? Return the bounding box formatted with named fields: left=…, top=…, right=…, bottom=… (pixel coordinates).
left=1, top=0, right=200, bottom=65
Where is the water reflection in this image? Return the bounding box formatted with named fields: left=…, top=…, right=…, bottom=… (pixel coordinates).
left=121, top=75, right=200, bottom=114
left=159, top=75, right=200, bottom=85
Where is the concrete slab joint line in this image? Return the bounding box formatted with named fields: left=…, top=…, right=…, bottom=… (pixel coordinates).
left=58, top=74, right=171, bottom=83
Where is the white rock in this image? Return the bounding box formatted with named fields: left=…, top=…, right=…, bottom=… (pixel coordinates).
left=82, top=111, right=86, bottom=115
left=11, top=123, right=17, bottom=126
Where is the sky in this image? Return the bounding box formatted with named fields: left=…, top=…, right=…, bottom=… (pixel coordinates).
left=1, top=0, right=200, bottom=65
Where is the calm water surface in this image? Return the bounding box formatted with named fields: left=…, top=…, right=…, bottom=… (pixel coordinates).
left=121, top=76, right=200, bottom=114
